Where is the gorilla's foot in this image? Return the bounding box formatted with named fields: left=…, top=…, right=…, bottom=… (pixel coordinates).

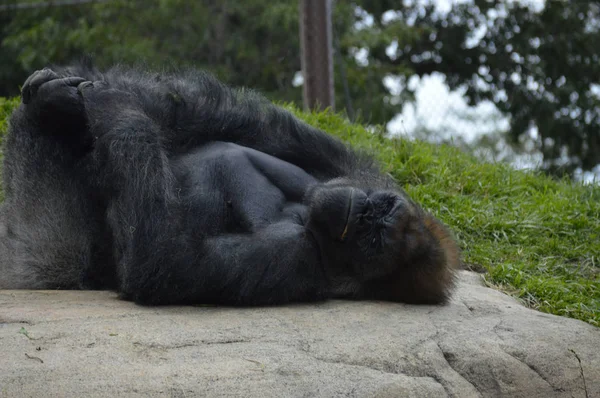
left=19, top=69, right=95, bottom=151
left=22, top=68, right=85, bottom=106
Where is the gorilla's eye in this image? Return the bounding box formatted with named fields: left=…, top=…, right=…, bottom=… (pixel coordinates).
left=385, top=198, right=397, bottom=213
left=358, top=211, right=374, bottom=226
left=381, top=197, right=404, bottom=226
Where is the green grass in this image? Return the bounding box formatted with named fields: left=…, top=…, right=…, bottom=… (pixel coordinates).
left=0, top=97, right=19, bottom=140
left=0, top=98, right=598, bottom=326
left=0, top=97, right=18, bottom=202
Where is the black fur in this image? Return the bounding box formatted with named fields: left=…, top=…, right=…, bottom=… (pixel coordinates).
left=0, top=64, right=461, bottom=306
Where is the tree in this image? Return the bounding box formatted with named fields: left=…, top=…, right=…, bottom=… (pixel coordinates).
left=0, top=1, right=303, bottom=99
left=356, top=0, right=600, bottom=174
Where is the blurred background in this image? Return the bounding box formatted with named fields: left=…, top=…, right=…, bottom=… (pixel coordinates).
left=1, top=0, right=599, bottom=182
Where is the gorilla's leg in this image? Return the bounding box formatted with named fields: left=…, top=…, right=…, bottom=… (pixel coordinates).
left=0, top=71, right=114, bottom=289
left=20, top=64, right=394, bottom=186
left=82, top=85, right=326, bottom=305
left=24, top=64, right=388, bottom=183
left=49, top=64, right=373, bottom=181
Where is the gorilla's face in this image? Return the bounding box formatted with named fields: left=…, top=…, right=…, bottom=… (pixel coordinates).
left=306, top=184, right=420, bottom=279
left=344, top=190, right=408, bottom=252
left=342, top=190, right=426, bottom=280
left=306, top=181, right=458, bottom=303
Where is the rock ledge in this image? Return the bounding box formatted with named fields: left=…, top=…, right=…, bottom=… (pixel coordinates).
left=0, top=271, right=598, bottom=397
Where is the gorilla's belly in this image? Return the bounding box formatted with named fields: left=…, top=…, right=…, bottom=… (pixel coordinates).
left=173, top=141, right=317, bottom=234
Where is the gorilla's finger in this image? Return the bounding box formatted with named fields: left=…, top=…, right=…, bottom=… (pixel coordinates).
left=22, top=68, right=59, bottom=104
left=21, top=70, right=41, bottom=104
left=21, top=70, right=41, bottom=101
left=77, top=80, right=109, bottom=96
left=60, top=76, right=87, bottom=87
left=77, top=81, right=94, bottom=93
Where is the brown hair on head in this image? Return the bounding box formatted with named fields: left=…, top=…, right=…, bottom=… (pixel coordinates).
left=362, top=212, right=462, bottom=304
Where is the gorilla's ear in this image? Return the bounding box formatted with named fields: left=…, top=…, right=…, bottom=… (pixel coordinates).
left=362, top=212, right=462, bottom=304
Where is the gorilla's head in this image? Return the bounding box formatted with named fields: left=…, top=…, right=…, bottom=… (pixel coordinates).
left=307, top=182, right=461, bottom=304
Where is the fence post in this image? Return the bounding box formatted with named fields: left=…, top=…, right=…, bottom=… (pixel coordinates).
left=299, top=0, right=334, bottom=112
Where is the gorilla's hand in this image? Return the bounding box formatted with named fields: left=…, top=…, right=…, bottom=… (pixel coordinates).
left=307, top=182, right=460, bottom=303
left=306, top=185, right=369, bottom=242
left=308, top=184, right=412, bottom=244
left=306, top=183, right=412, bottom=256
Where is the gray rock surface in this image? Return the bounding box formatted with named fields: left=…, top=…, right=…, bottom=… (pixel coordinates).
left=0, top=271, right=598, bottom=398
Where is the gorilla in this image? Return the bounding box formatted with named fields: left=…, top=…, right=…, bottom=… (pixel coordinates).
left=0, top=63, right=460, bottom=306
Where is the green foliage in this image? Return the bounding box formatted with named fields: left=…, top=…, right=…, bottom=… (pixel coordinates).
left=0, top=96, right=19, bottom=142
left=0, top=0, right=304, bottom=102
left=0, top=96, right=19, bottom=201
